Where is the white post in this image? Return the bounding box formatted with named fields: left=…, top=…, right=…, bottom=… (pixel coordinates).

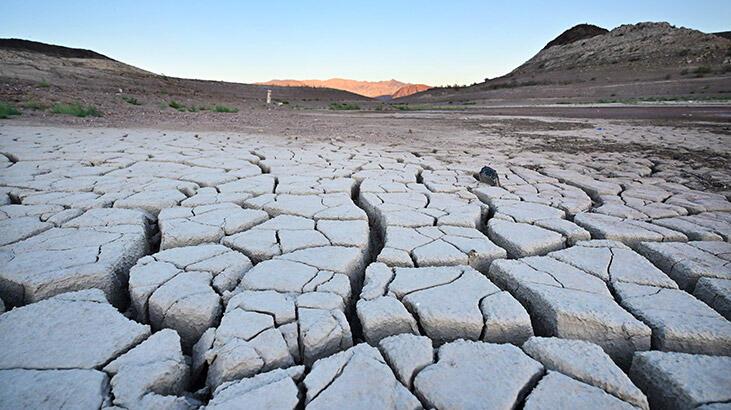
left=266, top=89, right=272, bottom=104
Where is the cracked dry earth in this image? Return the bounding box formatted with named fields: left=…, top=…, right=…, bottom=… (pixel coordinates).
left=0, top=125, right=730, bottom=410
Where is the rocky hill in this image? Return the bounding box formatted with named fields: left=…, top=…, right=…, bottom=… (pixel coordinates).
left=0, top=38, right=153, bottom=81
left=391, top=83, right=431, bottom=99
left=399, top=22, right=731, bottom=104
left=258, top=78, right=430, bottom=98
left=542, top=24, right=608, bottom=50
left=0, top=38, right=113, bottom=60
left=513, top=22, right=729, bottom=76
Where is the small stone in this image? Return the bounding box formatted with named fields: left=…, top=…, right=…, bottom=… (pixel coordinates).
left=479, top=166, right=501, bottom=186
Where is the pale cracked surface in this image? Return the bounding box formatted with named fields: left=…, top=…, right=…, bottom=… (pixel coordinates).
left=522, top=336, right=649, bottom=409
left=103, top=328, right=199, bottom=409
left=303, top=343, right=421, bottom=410
left=614, top=282, right=731, bottom=356
left=488, top=255, right=652, bottom=366
left=478, top=189, right=591, bottom=257
left=636, top=241, right=731, bottom=291
left=414, top=340, right=544, bottom=410
left=629, top=351, right=731, bottom=410
left=0, top=207, right=151, bottom=307
left=1, top=125, right=730, bottom=409
left=0, top=289, right=150, bottom=370
left=129, top=244, right=253, bottom=350
left=159, top=203, right=268, bottom=250
left=377, top=225, right=506, bottom=272
left=357, top=262, right=532, bottom=345
left=0, top=290, right=184, bottom=409
left=206, top=366, right=305, bottom=410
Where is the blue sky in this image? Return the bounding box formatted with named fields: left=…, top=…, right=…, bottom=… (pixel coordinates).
left=1, top=1, right=729, bottom=86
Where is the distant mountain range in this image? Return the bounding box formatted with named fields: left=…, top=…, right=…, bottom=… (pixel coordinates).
left=257, top=78, right=430, bottom=99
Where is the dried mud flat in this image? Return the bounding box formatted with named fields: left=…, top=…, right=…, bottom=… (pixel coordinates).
left=0, top=120, right=730, bottom=410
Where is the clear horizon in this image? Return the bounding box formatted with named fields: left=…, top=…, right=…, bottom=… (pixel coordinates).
left=1, top=0, right=729, bottom=87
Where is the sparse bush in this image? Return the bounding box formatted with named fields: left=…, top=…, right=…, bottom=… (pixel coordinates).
left=168, top=100, right=185, bottom=110
left=664, top=74, right=672, bottom=80
left=680, top=68, right=689, bottom=76
left=23, top=100, right=47, bottom=110
left=387, top=103, right=466, bottom=111
left=483, top=80, right=544, bottom=90
left=694, top=66, right=712, bottom=77
left=0, top=102, right=21, bottom=119
left=328, top=102, right=359, bottom=110
left=51, top=102, right=101, bottom=117
left=213, top=105, right=239, bottom=113
left=122, top=96, right=142, bottom=105
left=36, top=80, right=50, bottom=88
